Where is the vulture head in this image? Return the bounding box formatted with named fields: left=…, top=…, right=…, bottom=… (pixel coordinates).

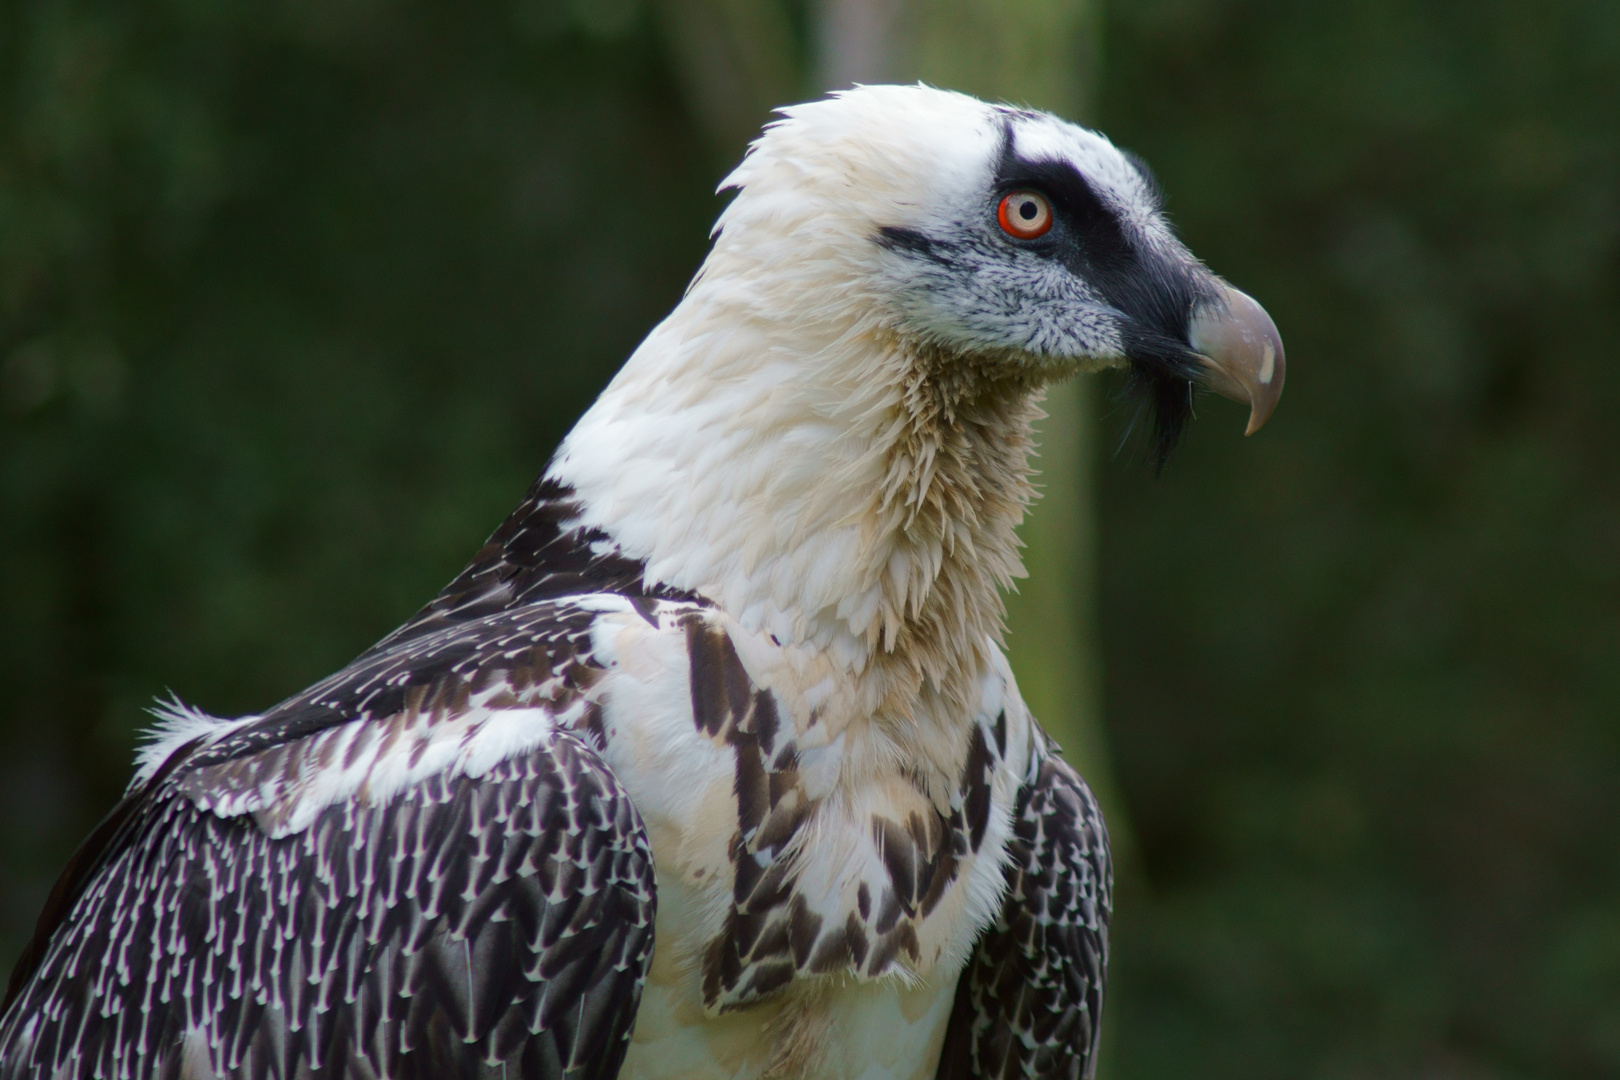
left=711, top=82, right=1284, bottom=468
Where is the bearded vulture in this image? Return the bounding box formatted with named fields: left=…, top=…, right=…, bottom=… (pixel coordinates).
left=0, top=85, right=1284, bottom=1080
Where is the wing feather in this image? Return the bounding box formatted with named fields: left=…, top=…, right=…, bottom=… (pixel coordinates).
left=936, top=751, right=1113, bottom=1080
left=0, top=481, right=679, bottom=1078
left=0, top=729, right=653, bottom=1080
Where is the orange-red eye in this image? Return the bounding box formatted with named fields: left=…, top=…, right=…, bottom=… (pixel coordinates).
left=997, top=190, right=1053, bottom=239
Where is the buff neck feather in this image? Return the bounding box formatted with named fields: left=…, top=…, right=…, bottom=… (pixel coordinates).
left=850, top=339, right=1044, bottom=718
left=550, top=275, right=1063, bottom=752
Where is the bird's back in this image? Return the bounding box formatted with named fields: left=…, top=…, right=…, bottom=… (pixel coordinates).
left=0, top=478, right=673, bottom=1080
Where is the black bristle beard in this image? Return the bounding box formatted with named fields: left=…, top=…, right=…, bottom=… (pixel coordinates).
left=1118, top=327, right=1204, bottom=474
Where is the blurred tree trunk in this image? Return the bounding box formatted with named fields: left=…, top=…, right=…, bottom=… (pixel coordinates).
left=650, top=0, right=800, bottom=153
left=652, top=1, right=1130, bottom=859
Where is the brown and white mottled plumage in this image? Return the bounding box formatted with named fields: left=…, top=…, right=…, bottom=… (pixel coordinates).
left=0, top=85, right=1282, bottom=1080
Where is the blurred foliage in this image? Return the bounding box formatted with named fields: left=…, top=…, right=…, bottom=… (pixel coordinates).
left=1095, top=1, right=1620, bottom=1078
left=1, top=1, right=1618, bottom=1079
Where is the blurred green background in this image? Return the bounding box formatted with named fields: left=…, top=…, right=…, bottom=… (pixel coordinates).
left=3, top=1, right=1618, bottom=1078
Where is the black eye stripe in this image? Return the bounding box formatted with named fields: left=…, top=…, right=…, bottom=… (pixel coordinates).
left=996, top=167, right=1126, bottom=258
left=992, top=118, right=1129, bottom=256
left=994, top=117, right=1219, bottom=469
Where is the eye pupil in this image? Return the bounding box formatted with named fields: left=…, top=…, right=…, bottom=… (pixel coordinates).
left=1019, top=202, right=1036, bottom=220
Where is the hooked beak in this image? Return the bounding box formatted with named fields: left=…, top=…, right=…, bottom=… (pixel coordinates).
left=1187, top=282, right=1286, bottom=435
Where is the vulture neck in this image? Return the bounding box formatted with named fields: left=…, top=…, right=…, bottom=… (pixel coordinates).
left=549, top=281, right=1053, bottom=730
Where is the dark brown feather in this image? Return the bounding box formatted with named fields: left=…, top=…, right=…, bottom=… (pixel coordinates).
left=936, top=750, right=1112, bottom=1080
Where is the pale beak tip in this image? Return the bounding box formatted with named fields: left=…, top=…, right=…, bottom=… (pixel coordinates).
left=1243, top=341, right=1284, bottom=435
left=1188, top=282, right=1286, bottom=437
